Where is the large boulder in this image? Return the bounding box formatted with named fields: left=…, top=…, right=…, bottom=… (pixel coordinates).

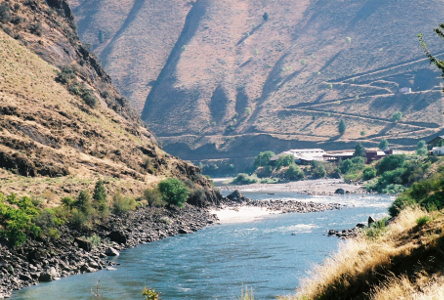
left=108, top=231, right=128, bottom=244
left=39, top=267, right=59, bottom=282
left=105, top=247, right=119, bottom=257
left=74, top=238, right=92, bottom=252
left=226, top=190, right=247, bottom=203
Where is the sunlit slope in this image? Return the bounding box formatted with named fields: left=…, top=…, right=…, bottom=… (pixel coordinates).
left=71, top=0, right=444, bottom=159
left=0, top=28, right=204, bottom=202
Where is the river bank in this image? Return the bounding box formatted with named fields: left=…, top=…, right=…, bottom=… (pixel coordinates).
left=218, top=178, right=366, bottom=195
left=0, top=204, right=217, bottom=299
left=3, top=190, right=344, bottom=299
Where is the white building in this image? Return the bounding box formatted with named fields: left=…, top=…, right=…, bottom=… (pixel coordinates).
left=431, top=146, right=444, bottom=156
left=398, top=87, right=412, bottom=94
left=271, top=148, right=326, bottom=164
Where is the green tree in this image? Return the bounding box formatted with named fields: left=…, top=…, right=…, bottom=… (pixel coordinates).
left=353, top=143, right=366, bottom=157
left=93, top=179, right=107, bottom=213
left=392, top=111, right=403, bottom=122
left=378, top=139, right=390, bottom=151
left=363, top=166, right=377, bottom=180
left=338, top=119, right=346, bottom=135
left=254, top=151, right=275, bottom=167
left=75, top=190, right=92, bottom=214
left=416, top=140, right=427, bottom=155
left=311, top=161, right=326, bottom=178
left=158, top=178, right=189, bottom=208
left=263, top=12, right=269, bottom=22
left=376, top=154, right=407, bottom=175
left=275, top=154, right=294, bottom=169
left=286, top=164, right=304, bottom=181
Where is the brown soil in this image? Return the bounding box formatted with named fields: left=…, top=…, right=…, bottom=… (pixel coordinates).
left=70, top=0, right=444, bottom=160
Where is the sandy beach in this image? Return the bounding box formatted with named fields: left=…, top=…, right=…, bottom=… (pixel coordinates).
left=210, top=206, right=281, bottom=224
left=218, top=179, right=365, bottom=195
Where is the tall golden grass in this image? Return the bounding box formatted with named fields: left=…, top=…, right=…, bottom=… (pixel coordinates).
left=281, top=208, right=442, bottom=300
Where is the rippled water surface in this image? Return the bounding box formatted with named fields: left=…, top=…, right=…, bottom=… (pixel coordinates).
left=12, top=192, right=393, bottom=299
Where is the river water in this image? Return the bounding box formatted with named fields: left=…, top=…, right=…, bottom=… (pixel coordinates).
left=12, top=192, right=393, bottom=299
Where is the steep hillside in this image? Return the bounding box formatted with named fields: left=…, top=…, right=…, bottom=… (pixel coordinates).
left=70, top=0, right=444, bottom=161
left=0, top=0, right=212, bottom=201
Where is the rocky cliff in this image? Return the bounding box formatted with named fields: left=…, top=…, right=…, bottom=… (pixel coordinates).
left=0, top=0, right=215, bottom=202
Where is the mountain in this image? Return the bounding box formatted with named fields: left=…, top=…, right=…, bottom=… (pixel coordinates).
left=0, top=0, right=212, bottom=201
left=69, top=0, right=444, bottom=162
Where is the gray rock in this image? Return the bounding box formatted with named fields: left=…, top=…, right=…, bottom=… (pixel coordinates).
left=368, top=216, right=377, bottom=227
left=74, top=238, right=92, bottom=252
left=105, top=247, right=119, bottom=257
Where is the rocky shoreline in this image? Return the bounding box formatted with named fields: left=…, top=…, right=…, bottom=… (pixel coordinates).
left=1, top=191, right=344, bottom=299
left=224, top=190, right=343, bottom=213
left=0, top=204, right=218, bottom=299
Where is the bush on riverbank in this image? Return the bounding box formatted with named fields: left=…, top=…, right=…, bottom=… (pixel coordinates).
left=232, top=173, right=259, bottom=184
left=388, top=169, right=444, bottom=217
left=158, top=178, right=189, bottom=208
left=365, top=156, right=433, bottom=194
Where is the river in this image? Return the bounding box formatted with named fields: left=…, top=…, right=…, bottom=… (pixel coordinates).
left=12, top=191, right=393, bottom=299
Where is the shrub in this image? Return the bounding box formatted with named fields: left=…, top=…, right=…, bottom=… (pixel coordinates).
left=75, top=190, right=92, bottom=214
left=339, top=157, right=366, bottom=175
left=286, top=164, right=305, bottom=181
left=33, top=209, right=63, bottom=239
left=416, top=140, right=427, bottom=155
left=338, top=119, right=346, bottom=135
left=364, top=217, right=389, bottom=240
left=232, top=173, right=259, bottom=185
left=388, top=172, right=444, bottom=217
left=416, top=216, right=432, bottom=226
left=260, top=177, right=279, bottom=184
left=254, top=151, right=275, bottom=167
left=376, top=154, right=407, bottom=175
left=84, top=234, right=101, bottom=247
left=0, top=3, right=11, bottom=24
left=276, top=154, right=294, bottom=169
left=30, top=21, right=43, bottom=36
left=56, top=66, right=76, bottom=85
left=158, top=178, right=189, bottom=208
left=144, top=187, right=165, bottom=207
left=142, top=287, right=161, bottom=300
left=362, top=166, right=377, bottom=180
left=93, top=179, right=108, bottom=214
left=392, top=111, right=403, bottom=122
left=311, top=161, right=326, bottom=178
left=71, top=209, right=92, bottom=231
left=112, top=191, right=137, bottom=214
left=61, top=196, right=75, bottom=208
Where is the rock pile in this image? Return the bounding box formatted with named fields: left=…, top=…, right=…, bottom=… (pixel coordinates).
left=225, top=190, right=343, bottom=214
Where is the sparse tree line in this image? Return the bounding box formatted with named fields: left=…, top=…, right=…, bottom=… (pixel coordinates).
left=0, top=177, right=209, bottom=248
left=231, top=141, right=437, bottom=195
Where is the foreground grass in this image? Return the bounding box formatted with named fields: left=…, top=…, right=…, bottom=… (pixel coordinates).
left=280, top=208, right=444, bottom=300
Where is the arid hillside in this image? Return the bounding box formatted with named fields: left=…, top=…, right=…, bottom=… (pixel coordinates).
left=70, top=0, right=444, bottom=160
left=0, top=0, right=212, bottom=202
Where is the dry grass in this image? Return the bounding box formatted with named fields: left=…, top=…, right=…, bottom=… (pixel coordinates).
left=281, top=208, right=444, bottom=300
left=0, top=28, right=208, bottom=204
